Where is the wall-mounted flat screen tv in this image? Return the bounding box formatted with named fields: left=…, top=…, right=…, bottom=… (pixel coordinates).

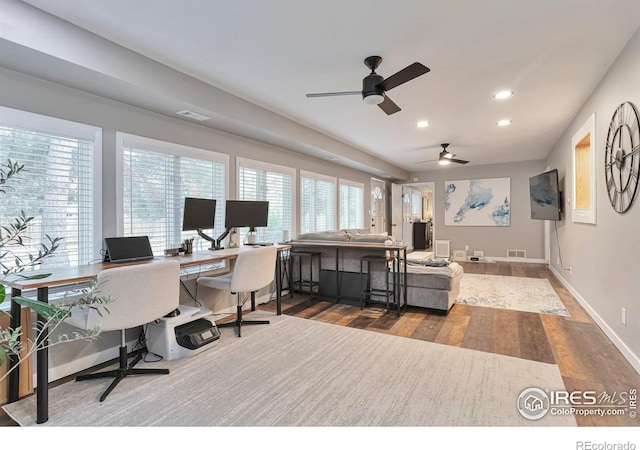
left=529, top=169, right=562, bottom=221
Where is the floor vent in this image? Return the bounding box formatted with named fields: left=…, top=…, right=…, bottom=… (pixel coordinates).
left=507, top=249, right=526, bottom=259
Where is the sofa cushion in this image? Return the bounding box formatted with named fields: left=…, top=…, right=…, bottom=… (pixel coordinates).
left=295, top=232, right=350, bottom=242
left=340, top=228, right=370, bottom=235
left=348, top=234, right=389, bottom=243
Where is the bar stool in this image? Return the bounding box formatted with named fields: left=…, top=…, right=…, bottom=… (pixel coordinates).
left=291, top=251, right=321, bottom=298
left=360, top=254, right=396, bottom=311
left=279, top=249, right=293, bottom=299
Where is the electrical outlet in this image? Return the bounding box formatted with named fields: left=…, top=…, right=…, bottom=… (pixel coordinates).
left=622, top=308, right=627, bottom=326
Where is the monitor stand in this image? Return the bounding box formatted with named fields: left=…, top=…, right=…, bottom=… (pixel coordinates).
left=214, top=229, right=231, bottom=250
left=197, top=229, right=217, bottom=250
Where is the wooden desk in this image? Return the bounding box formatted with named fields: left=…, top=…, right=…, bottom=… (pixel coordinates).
left=6, top=244, right=290, bottom=424
left=288, top=241, right=407, bottom=313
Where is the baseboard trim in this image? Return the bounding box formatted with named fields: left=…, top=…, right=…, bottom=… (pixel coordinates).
left=488, top=256, right=547, bottom=264
left=550, top=265, right=640, bottom=375
left=454, top=255, right=546, bottom=265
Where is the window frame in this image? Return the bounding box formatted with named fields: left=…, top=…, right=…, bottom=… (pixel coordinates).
left=300, top=170, right=338, bottom=233
left=0, top=105, right=103, bottom=264
left=338, top=178, right=365, bottom=230
left=236, top=157, right=296, bottom=242
left=115, top=132, right=229, bottom=250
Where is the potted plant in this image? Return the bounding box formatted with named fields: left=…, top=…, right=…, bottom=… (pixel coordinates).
left=0, top=159, right=110, bottom=382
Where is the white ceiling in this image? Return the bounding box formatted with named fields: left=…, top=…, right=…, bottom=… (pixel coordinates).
left=12, top=0, right=640, bottom=174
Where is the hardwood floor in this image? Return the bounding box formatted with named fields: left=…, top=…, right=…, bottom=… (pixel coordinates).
left=2, top=261, right=638, bottom=426
left=261, top=261, right=640, bottom=427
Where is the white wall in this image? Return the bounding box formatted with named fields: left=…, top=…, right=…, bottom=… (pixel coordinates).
left=545, top=28, right=640, bottom=371
left=410, top=159, right=547, bottom=260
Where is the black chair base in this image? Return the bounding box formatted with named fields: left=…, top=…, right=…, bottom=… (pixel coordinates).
left=220, top=295, right=269, bottom=337
left=76, top=343, right=169, bottom=402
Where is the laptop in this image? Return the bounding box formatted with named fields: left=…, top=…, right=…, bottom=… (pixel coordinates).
left=104, top=236, right=155, bottom=263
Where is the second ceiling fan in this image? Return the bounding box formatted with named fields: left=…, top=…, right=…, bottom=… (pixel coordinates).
left=416, top=143, right=469, bottom=165
left=306, top=56, right=430, bottom=115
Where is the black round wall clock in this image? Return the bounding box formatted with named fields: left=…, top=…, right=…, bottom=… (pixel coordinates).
left=605, top=101, right=640, bottom=213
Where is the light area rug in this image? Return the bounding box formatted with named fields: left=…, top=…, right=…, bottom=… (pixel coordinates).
left=457, top=274, right=570, bottom=317
left=3, top=312, right=575, bottom=427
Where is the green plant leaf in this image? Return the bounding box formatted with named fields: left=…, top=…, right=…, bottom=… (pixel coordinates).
left=0, top=347, right=6, bottom=366
left=12, top=296, right=69, bottom=321
left=0, top=284, right=5, bottom=304
left=13, top=273, right=52, bottom=280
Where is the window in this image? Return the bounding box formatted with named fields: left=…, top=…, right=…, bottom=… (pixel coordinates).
left=0, top=106, right=101, bottom=270
left=300, top=171, right=336, bottom=233
left=237, top=157, right=295, bottom=243
left=411, top=190, right=422, bottom=216
left=339, top=179, right=364, bottom=229
left=117, top=133, right=227, bottom=254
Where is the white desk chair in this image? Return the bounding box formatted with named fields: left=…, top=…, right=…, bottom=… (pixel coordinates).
left=65, top=260, right=180, bottom=402
left=197, top=246, right=277, bottom=337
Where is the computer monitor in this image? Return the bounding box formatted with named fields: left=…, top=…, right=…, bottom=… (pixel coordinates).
left=214, top=200, right=269, bottom=249
left=224, top=200, right=269, bottom=230
left=104, top=236, right=154, bottom=263
left=182, top=197, right=216, bottom=249
left=182, top=197, right=216, bottom=231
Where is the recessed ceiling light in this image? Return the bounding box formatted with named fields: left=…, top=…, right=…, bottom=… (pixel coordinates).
left=497, top=119, right=512, bottom=127
left=493, top=90, right=513, bottom=100
left=417, top=120, right=430, bottom=128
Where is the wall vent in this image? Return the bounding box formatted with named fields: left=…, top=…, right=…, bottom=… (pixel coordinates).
left=507, top=249, right=526, bottom=259
left=176, top=110, right=211, bottom=121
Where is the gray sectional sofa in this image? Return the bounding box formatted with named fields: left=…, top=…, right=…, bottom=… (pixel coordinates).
left=290, top=229, right=463, bottom=314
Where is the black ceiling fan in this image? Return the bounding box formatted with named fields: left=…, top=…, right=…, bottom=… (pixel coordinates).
left=306, top=56, right=430, bottom=115
left=416, top=143, right=469, bottom=165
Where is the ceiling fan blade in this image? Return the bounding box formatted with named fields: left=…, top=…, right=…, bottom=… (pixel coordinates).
left=449, top=158, right=469, bottom=164
left=306, top=91, right=361, bottom=98
left=377, top=62, right=430, bottom=91
left=378, top=95, right=401, bottom=115
left=415, top=159, right=438, bottom=163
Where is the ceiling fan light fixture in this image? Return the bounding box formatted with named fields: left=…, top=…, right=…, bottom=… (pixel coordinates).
left=497, top=119, right=512, bottom=127
left=417, top=120, right=430, bottom=128
left=438, top=159, right=451, bottom=165
left=363, top=94, right=384, bottom=105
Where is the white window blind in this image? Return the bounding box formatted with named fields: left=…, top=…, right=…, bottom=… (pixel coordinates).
left=0, top=106, right=100, bottom=271
left=237, top=158, right=295, bottom=243
left=411, top=190, right=422, bottom=216
left=300, top=171, right=336, bottom=233
left=119, top=134, right=227, bottom=254
left=339, top=179, right=364, bottom=229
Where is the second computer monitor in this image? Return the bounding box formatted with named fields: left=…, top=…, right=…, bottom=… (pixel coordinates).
left=224, top=200, right=268, bottom=230
left=182, top=197, right=216, bottom=231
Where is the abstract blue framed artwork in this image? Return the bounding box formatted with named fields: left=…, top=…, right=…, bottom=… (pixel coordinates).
left=444, top=178, right=511, bottom=226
